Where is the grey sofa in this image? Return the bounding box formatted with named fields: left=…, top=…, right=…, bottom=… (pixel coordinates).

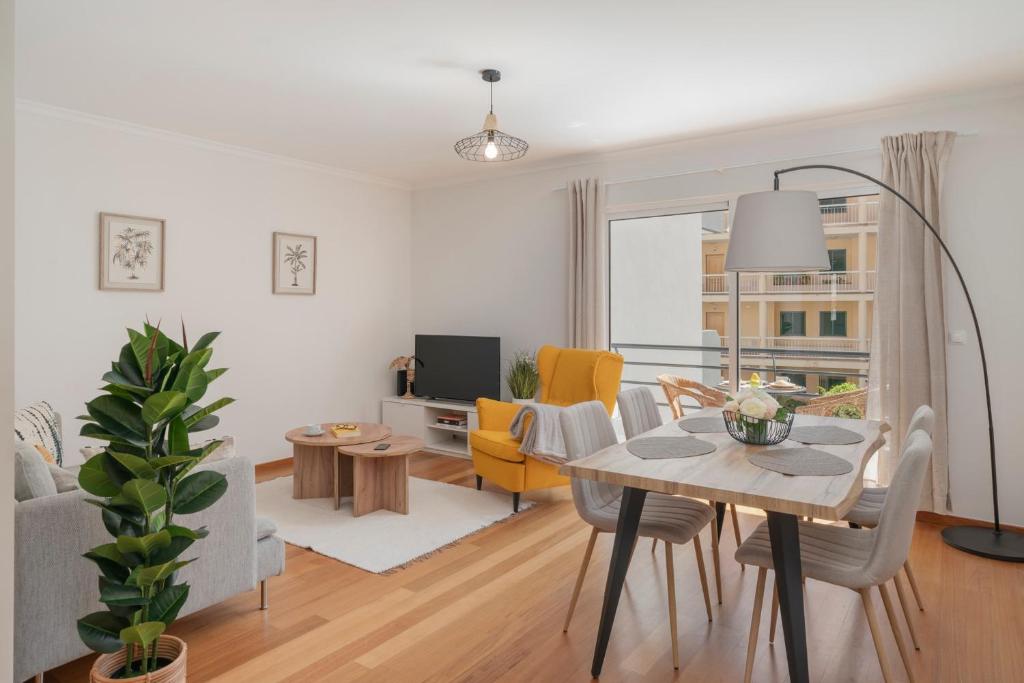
left=14, top=442, right=285, bottom=681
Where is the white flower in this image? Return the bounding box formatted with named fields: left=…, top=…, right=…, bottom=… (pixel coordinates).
left=762, top=395, right=780, bottom=419
left=735, top=389, right=754, bottom=403
left=740, top=397, right=768, bottom=419
left=723, top=400, right=740, bottom=413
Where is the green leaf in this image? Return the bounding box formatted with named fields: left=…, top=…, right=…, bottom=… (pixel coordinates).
left=120, top=621, right=165, bottom=648
left=117, top=343, right=146, bottom=387
left=149, top=534, right=195, bottom=564
left=131, top=559, right=192, bottom=588
left=107, top=451, right=156, bottom=480
left=86, top=395, right=147, bottom=442
left=79, top=422, right=142, bottom=449
left=84, top=544, right=131, bottom=582
left=189, top=414, right=220, bottom=432
left=191, top=331, right=220, bottom=353
left=121, top=479, right=168, bottom=515
left=149, top=583, right=190, bottom=625
left=183, top=397, right=234, bottom=429
left=141, top=391, right=187, bottom=426
left=99, top=581, right=150, bottom=607
left=79, top=453, right=121, bottom=497
left=78, top=612, right=128, bottom=654
left=205, top=367, right=228, bottom=382
left=149, top=455, right=194, bottom=470
left=171, top=348, right=212, bottom=402
left=173, top=471, right=228, bottom=514
left=167, top=416, right=190, bottom=455
left=116, top=530, right=171, bottom=559
left=166, top=524, right=208, bottom=540
left=127, top=328, right=156, bottom=383
left=85, top=499, right=146, bottom=528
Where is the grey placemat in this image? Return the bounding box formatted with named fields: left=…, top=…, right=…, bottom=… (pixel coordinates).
left=677, top=416, right=727, bottom=434
left=748, top=447, right=854, bottom=476
left=626, top=436, right=717, bottom=459
left=789, top=425, right=865, bottom=445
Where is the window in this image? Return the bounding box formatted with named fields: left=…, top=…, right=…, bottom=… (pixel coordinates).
left=780, top=311, right=806, bottom=336
left=827, top=249, right=847, bottom=272
left=819, top=311, right=848, bottom=337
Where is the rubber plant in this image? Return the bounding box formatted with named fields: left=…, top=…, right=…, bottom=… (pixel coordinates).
left=505, top=351, right=539, bottom=401
left=76, top=322, right=234, bottom=677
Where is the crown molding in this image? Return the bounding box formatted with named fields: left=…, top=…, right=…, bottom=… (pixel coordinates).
left=16, top=99, right=411, bottom=191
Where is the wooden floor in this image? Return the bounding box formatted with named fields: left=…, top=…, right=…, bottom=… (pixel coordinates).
left=50, top=454, right=1024, bottom=682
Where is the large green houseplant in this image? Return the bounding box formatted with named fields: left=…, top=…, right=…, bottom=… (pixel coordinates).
left=76, top=323, right=234, bottom=681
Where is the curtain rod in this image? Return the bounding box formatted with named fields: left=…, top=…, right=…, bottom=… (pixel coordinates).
left=551, top=131, right=977, bottom=192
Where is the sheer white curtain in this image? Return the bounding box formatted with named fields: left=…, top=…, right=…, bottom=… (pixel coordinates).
left=869, top=131, right=954, bottom=510
left=568, top=178, right=608, bottom=349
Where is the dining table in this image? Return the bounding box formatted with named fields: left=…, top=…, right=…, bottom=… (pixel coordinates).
left=559, top=407, right=887, bottom=682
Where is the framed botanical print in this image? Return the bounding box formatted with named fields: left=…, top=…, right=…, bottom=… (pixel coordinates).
left=99, top=213, right=165, bottom=291
left=272, top=232, right=317, bottom=295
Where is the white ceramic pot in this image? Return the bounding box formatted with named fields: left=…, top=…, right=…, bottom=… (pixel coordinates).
left=511, top=398, right=536, bottom=405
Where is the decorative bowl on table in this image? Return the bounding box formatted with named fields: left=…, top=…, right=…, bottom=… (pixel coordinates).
left=722, top=387, right=793, bottom=445
left=723, top=410, right=794, bottom=445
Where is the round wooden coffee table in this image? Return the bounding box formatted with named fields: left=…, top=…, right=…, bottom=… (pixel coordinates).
left=338, top=435, right=424, bottom=517
left=285, top=423, right=391, bottom=510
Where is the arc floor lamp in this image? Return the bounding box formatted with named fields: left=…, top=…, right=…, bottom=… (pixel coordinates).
left=727, top=163, right=1022, bottom=562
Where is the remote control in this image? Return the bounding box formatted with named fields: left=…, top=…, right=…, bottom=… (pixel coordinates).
left=374, top=443, right=391, bottom=451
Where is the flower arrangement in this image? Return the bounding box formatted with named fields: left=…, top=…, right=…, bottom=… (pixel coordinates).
left=722, top=387, right=793, bottom=445
left=505, top=351, right=539, bottom=401
left=388, top=355, right=417, bottom=399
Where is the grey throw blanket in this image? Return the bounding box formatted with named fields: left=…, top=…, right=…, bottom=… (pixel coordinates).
left=509, top=403, right=566, bottom=465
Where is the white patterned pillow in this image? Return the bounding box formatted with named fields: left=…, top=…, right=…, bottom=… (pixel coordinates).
left=14, top=401, right=63, bottom=466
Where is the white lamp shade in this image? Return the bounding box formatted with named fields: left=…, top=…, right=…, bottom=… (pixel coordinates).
left=725, top=190, right=830, bottom=272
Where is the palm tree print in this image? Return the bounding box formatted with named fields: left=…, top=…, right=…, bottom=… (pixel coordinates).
left=283, top=243, right=308, bottom=286
left=111, top=226, right=154, bottom=280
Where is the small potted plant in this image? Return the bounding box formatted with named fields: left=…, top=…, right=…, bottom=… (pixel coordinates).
left=77, top=322, right=234, bottom=682
left=506, top=351, right=539, bottom=404
left=722, top=388, right=793, bottom=445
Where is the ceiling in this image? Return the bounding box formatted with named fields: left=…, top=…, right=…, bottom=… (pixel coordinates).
left=16, top=1, right=1024, bottom=187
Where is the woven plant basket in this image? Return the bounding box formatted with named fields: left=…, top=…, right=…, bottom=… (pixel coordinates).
left=90, top=636, right=187, bottom=683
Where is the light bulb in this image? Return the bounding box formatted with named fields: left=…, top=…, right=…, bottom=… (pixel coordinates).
left=484, top=140, right=498, bottom=160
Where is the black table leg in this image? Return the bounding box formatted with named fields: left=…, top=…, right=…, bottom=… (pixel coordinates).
left=590, top=486, right=647, bottom=677
left=767, top=511, right=809, bottom=683
left=714, top=501, right=726, bottom=537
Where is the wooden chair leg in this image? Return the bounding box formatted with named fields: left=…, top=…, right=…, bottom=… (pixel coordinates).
left=904, top=561, right=925, bottom=611
left=563, top=527, right=600, bottom=632
left=692, top=534, right=713, bottom=621
left=893, top=572, right=921, bottom=650
left=665, top=541, right=680, bottom=669
left=475, top=474, right=482, bottom=490
left=651, top=537, right=658, bottom=553
left=744, top=568, right=768, bottom=683
left=879, top=583, right=916, bottom=682
left=860, top=588, right=896, bottom=683
left=730, top=504, right=744, bottom=570
left=769, top=583, right=779, bottom=644
left=710, top=520, right=723, bottom=604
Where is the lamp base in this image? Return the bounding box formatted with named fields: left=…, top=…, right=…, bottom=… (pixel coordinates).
left=941, top=525, right=1024, bottom=562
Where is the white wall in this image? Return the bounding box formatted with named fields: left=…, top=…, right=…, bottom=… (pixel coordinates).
left=0, top=0, right=15, bottom=676
left=15, top=106, right=413, bottom=465
left=413, top=87, right=1024, bottom=525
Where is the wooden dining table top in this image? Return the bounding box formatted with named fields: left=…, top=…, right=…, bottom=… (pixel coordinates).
left=559, top=408, right=888, bottom=521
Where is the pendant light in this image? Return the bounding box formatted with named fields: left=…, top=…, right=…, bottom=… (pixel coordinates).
left=454, top=69, right=529, bottom=162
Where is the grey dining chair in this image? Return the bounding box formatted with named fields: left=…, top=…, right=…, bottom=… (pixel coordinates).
left=559, top=401, right=716, bottom=670
left=764, top=405, right=935, bottom=651
left=737, top=430, right=934, bottom=683
left=617, top=387, right=724, bottom=606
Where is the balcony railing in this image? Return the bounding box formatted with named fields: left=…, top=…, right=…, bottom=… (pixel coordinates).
left=820, top=200, right=879, bottom=226
left=721, top=336, right=870, bottom=353
left=703, top=271, right=876, bottom=295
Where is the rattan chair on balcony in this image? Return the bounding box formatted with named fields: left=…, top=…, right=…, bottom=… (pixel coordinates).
left=656, top=374, right=730, bottom=417
left=655, top=374, right=744, bottom=567
left=794, top=387, right=868, bottom=417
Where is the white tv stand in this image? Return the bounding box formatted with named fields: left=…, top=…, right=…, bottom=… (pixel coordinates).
left=381, top=396, right=479, bottom=459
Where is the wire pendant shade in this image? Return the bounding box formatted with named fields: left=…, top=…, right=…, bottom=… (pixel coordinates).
left=454, top=129, right=529, bottom=162
left=454, top=69, right=528, bottom=162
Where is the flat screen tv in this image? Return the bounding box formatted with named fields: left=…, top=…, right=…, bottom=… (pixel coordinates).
left=414, top=335, right=500, bottom=402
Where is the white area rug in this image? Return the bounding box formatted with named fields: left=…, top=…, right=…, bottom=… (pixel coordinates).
left=255, top=475, right=535, bottom=573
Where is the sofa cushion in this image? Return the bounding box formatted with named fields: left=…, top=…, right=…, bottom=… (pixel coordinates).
left=47, top=463, right=79, bottom=493
left=256, top=516, right=278, bottom=541
left=470, top=430, right=526, bottom=464
left=14, top=441, right=58, bottom=501
left=14, top=401, right=63, bottom=466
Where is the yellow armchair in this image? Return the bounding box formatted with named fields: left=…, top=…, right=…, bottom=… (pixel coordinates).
left=470, top=345, right=624, bottom=511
